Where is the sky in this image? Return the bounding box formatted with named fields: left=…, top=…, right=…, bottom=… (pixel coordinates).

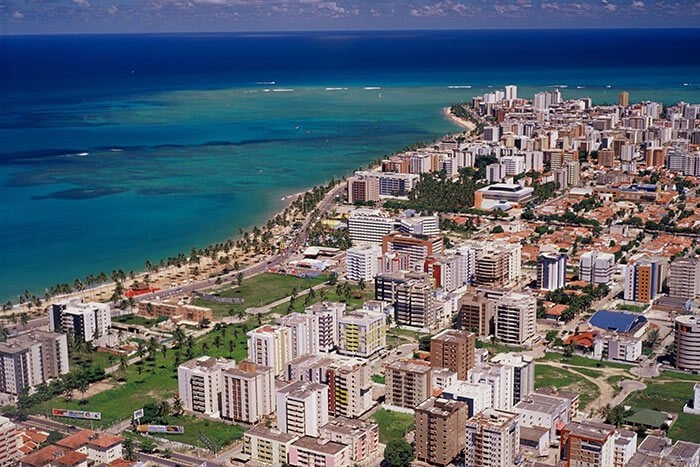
left=1, top=0, right=699, bottom=35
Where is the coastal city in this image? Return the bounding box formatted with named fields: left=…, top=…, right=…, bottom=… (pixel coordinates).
left=1, top=85, right=700, bottom=467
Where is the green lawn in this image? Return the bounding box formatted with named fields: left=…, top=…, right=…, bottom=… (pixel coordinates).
left=669, top=413, right=700, bottom=444
left=32, top=322, right=252, bottom=430
left=477, top=340, right=524, bottom=356
left=148, top=415, right=244, bottom=451
left=539, top=352, right=633, bottom=370
left=616, top=304, right=647, bottom=313
left=371, top=374, right=386, bottom=384
left=194, top=273, right=328, bottom=317
left=623, top=381, right=695, bottom=414
left=660, top=370, right=700, bottom=382
left=571, top=367, right=603, bottom=379
left=535, top=365, right=600, bottom=410
left=267, top=284, right=374, bottom=317
left=113, top=314, right=165, bottom=327
left=71, top=350, right=116, bottom=371
left=372, top=409, right=414, bottom=444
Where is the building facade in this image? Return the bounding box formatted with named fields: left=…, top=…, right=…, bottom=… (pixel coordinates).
left=465, top=409, right=520, bottom=467
left=429, top=329, right=475, bottom=380
left=220, top=361, right=275, bottom=424
left=177, top=356, right=236, bottom=416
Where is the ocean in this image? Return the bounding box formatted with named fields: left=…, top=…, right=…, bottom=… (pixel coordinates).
left=1, top=29, right=699, bottom=301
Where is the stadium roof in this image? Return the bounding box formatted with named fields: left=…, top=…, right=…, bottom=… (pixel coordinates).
left=589, top=310, right=647, bottom=334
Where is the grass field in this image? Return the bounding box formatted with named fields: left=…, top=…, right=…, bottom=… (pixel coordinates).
left=371, top=374, right=386, bottom=384
left=372, top=409, right=414, bottom=444
left=539, top=352, right=633, bottom=370
left=478, top=340, right=524, bottom=356
left=669, top=413, right=700, bottom=444
left=624, top=381, right=695, bottom=414
left=32, top=322, right=252, bottom=431
left=194, top=273, right=328, bottom=317
left=267, top=284, right=373, bottom=317
left=148, top=415, right=244, bottom=451
left=113, top=314, right=165, bottom=327
left=535, top=365, right=600, bottom=410
left=71, top=350, right=116, bottom=371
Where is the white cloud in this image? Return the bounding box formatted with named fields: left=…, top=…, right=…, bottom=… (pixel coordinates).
left=632, top=1, right=645, bottom=8
left=410, top=1, right=474, bottom=17
left=107, top=5, right=118, bottom=15
left=12, top=10, right=24, bottom=19
left=73, top=0, right=91, bottom=7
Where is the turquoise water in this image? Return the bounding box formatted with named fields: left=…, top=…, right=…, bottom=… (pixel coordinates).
left=2, top=30, right=700, bottom=302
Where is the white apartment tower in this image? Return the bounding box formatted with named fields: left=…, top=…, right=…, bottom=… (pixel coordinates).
left=177, top=356, right=237, bottom=416
left=49, top=298, right=111, bottom=342
left=465, top=409, right=520, bottom=467
left=579, top=251, right=615, bottom=285
left=276, top=381, right=329, bottom=437
left=247, top=325, right=292, bottom=377
left=305, top=301, right=345, bottom=352
left=347, top=209, right=396, bottom=245
left=537, top=252, right=567, bottom=291
left=496, top=292, right=536, bottom=345
left=346, top=245, right=381, bottom=282
left=220, top=361, right=275, bottom=424
left=277, top=313, right=319, bottom=358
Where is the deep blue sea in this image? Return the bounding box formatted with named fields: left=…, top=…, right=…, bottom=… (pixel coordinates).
left=1, top=29, right=699, bottom=301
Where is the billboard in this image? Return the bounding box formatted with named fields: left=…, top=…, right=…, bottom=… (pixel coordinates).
left=52, top=409, right=102, bottom=420
left=137, top=425, right=185, bottom=434
left=133, top=408, right=144, bottom=420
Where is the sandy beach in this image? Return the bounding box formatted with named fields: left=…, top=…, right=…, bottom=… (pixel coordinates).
left=443, top=106, right=477, bottom=132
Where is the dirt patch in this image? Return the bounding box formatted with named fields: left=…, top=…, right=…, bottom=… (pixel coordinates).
left=73, top=381, right=115, bottom=399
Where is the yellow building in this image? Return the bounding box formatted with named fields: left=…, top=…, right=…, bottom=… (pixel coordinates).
left=338, top=310, right=386, bottom=358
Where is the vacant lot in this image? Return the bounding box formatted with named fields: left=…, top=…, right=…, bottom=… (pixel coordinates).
left=535, top=365, right=600, bottom=410
left=372, top=409, right=414, bottom=444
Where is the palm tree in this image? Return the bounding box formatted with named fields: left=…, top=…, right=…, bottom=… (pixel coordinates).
left=0, top=327, right=8, bottom=342
left=213, top=335, right=223, bottom=351
left=172, top=397, right=183, bottom=417
left=201, top=342, right=210, bottom=355
left=19, top=313, right=29, bottom=326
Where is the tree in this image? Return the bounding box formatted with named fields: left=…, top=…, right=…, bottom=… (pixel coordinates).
left=604, top=404, right=628, bottom=427
left=172, top=397, right=184, bottom=416
left=383, top=439, right=414, bottom=467
left=236, top=272, right=244, bottom=287
left=123, top=439, right=135, bottom=460
left=140, top=438, right=157, bottom=454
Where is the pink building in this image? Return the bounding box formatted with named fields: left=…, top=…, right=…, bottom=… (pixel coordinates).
left=288, top=436, right=349, bottom=467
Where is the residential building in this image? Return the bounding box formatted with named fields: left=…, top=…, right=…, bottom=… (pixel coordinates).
left=305, top=301, right=345, bottom=353
left=277, top=313, right=319, bottom=358
left=347, top=209, right=396, bottom=245
left=276, top=381, right=329, bottom=437
left=382, top=232, right=443, bottom=271
left=675, top=315, right=700, bottom=371
left=54, top=430, right=124, bottom=465
left=623, top=260, right=661, bottom=303
left=385, top=359, right=432, bottom=410
left=613, top=430, right=637, bottom=467
left=465, top=409, right=520, bottom=467
left=0, top=331, right=69, bottom=397
left=243, top=426, right=297, bottom=465
left=48, top=299, right=111, bottom=342
left=496, top=292, right=536, bottom=345
left=326, top=358, right=373, bottom=418
left=619, top=91, right=629, bottom=106
left=347, top=175, right=380, bottom=204
left=669, top=258, right=700, bottom=299
left=247, top=325, right=292, bottom=377
left=491, top=353, right=535, bottom=406
left=137, top=300, right=212, bottom=323
left=579, top=251, right=615, bottom=285
left=441, top=380, right=492, bottom=417
left=0, top=416, right=20, bottom=466
left=429, top=329, right=475, bottom=380
left=513, top=392, right=570, bottom=441
left=398, top=215, right=440, bottom=237
left=288, top=436, right=350, bottom=467
left=346, top=245, right=381, bottom=282
left=178, top=356, right=236, bottom=416
left=537, top=253, right=567, bottom=291
left=468, top=362, right=515, bottom=411
left=458, top=293, right=496, bottom=338
left=320, top=417, right=379, bottom=464
left=220, top=361, right=275, bottom=424
left=338, top=310, right=386, bottom=358
left=375, top=272, right=438, bottom=330
left=415, top=398, right=468, bottom=466
left=560, top=421, right=616, bottom=467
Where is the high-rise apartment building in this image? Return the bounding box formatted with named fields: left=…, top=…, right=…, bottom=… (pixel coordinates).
left=375, top=272, right=437, bottom=329
left=560, top=421, right=616, bottom=467
left=382, top=232, right=443, bottom=271
left=579, top=251, right=616, bottom=285
left=320, top=417, right=379, bottom=464
left=458, top=293, right=496, bottom=338
left=346, top=245, right=381, bottom=282
left=326, top=359, right=373, bottom=418
left=675, top=315, right=700, bottom=371
left=220, top=361, right=275, bottom=424
left=243, top=426, right=297, bottom=465
left=619, top=91, right=629, bottom=107
left=669, top=258, right=700, bottom=299
left=496, top=292, right=536, bottom=345
left=347, top=209, right=396, bottom=245
left=0, top=331, right=69, bottom=397
left=178, top=356, right=236, bottom=416
left=49, top=298, right=111, bottom=342
left=537, top=253, right=567, bottom=291
left=247, top=325, right=292, bottom=377
left=465, top=409, right=520, bottom=467
left=385, top=359, right=432, bottom=410
left=305, top=301, right=345, bottom=352
left=491, top=353, right=535, bottom=406
left=429, top=329, right=475, bottom=380
left=276, top=381, right=329, bottom=437
left=469, top=362, right=515, bottom=411
left=0, top=416, right=20, bottom=466
left=415, top=398, right=468, bottom=466
left=277, top=313, right=319, bottom=359
left=347, top=175, right=380, bottom=204
left=338, top=310, right=386, bottom=358
left=623, top=261, right=660, bottom=303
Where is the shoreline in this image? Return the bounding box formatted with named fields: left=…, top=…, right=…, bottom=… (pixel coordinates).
left=442, top=106, right=477, bottom=132
left=2, top=107, right=466, bottom=317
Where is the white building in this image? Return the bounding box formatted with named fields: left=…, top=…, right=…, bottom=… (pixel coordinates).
left=398, top=215, right=440, bottom=237
left=277, top=313, right=319, bottom=359
left=491, top=352, right=535, bottom=406
left=49, top=298, right=111, bottom=342
left=468, top=362, right=515, bottom=411
left=243, top=426, right=297, bottom=465
left=441, top=380, right=492, bottom=417
left=0, top=416, right=20, bottom=466
left=221, top=361, right=275, bottom=424
left=276, top=381, right=329, bottom=437
left=537, top=253, right=567, bottom=291
left=513, top=392, right=570, bottom=441
left=594, top=334, right=642, bottom=363
left=465, top=409, right=520, bottom=467
left=305, top=301, right=345, bottom=352
left=347, top=209, right=396, bottom=245
left=346, top=245, right=381, bottom=282
left=177, top=356, right=236, bottom=416
left=0, top=331, right=69, bottom=397
left=579, top=251, right=616, bottom=285
left=496, top=292, right=536, bottom=345
left=247, top=325, right=292, bottom=377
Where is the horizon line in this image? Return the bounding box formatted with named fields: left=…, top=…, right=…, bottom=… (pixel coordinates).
left=3, top=25, right=699, bottom=38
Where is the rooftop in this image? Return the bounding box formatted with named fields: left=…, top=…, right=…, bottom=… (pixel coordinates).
left=292, top=435, right=348, bottom=455
left=589, top=309, right=647, bottom=334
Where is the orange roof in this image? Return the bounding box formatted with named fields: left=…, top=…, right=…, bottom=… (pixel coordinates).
left=110, top=460, right=136, bottom=467
left=21, top=445, right=69, bottom=466
left=564, top=331, right=597, bottom=348
left=547, top=304, right=568, bottom=316
left=432, top=388, right=443, bottom=397
left=56, top=450, right=88, bottom=466
left=57, top=429, right=124, bottom=450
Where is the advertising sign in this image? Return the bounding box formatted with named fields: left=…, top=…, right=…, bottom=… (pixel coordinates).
left=52, top=409, right=102, bottom=420
left=137, top=425, right=185, bottom=434
left=133, top=408, right=144, bottom=420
